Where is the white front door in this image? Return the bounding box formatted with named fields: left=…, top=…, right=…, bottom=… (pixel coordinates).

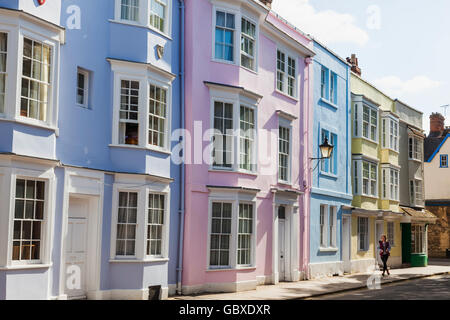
left=65, top=198, right=89, bottom=299
left=342, top=216, right=351, bottom=273
left=375, top=221, right=384, bottom=267
left=278, top=218, right=286, bottom=281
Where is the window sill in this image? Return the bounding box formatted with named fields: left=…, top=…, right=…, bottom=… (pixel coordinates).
left=275, top=89, right=299, bottom=102
left=359, top=194, right=379, bottom=200
left=0, top=116, right=59, bottom=135
left=109, top=258, right=169, bottom=263
left=359, top=136, right=379, bottom=145
left=278, top=180, right=293, bottom=187
left=109, top=144, right=172, bottom=156
left=108, top=19, right=172, bottom=41
left=0, top=263, right=52, bottom=271
left=241, top=65, right=258, bottom=75
left=211, top=57, right=237, bottom=66
left=382, top=147, right=399, bottom=154
left=408, top=158, right=422, bottom=163
left=319, top=98, right=338, bottom=110
left=319, top=171, right=338, bottom=180
left=319, top=247, right=338, bottom=253
left=207, top=266, right=256, bottom=272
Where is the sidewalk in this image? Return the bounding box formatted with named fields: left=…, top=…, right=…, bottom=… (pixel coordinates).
left=170, top=259, right=450, bottom=300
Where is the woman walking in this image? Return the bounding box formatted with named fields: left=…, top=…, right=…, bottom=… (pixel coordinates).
left=378, top=235, right=391, bottom=276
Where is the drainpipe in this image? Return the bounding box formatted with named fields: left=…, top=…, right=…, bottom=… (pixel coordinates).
left=176, top=0, right=186, bottom=296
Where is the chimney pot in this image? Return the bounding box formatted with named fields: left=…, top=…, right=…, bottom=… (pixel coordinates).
left=347, top=54, right=361, bottom=76
left=260, top=0, right=272, bottom=8
left=430, top=112, right=445, bottom=135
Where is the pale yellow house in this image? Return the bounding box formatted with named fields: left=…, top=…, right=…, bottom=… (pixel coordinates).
left=346, top=65, right=403, bottom=273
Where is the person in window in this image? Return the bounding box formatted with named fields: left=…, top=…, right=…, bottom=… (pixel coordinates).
left=378, top=235, right=391, bottom=276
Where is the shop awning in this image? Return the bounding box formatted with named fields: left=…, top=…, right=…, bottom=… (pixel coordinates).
left=400, top=206, right=438, bottom=223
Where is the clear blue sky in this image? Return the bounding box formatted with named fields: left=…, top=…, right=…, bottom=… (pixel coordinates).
left=273, top=0, right=450, bottom=133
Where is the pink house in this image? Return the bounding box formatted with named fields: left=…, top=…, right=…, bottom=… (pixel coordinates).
left=181, top=0, right=314, bottom=294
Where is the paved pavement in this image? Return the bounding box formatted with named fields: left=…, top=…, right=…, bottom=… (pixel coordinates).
left=170, top=259, right=450, bottom=300
left=311, top=274, right=450, bottom=300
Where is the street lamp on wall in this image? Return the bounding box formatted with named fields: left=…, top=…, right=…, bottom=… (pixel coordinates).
left=311, top=137, right=334, bottom=161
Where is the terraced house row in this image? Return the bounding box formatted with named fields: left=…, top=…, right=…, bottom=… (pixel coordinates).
left=0, top=0, right=437, bottom=300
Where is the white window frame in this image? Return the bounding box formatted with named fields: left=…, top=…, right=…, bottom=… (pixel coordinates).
left=240, top=16, right=257, bottom=72
left=353, top=99, right=379, bottom=143
left=320, top=67, right=328, bottom=100
left=212, top=6, right=238, bottom=64
left=410, top=179, right=423, bottom=207
left=207, top=86, right=259, bottom=174
left=408, top=135, right=423, bottom=161
left=239, top=104, right=256, bottom=172
left=353, top=158, right=378, bottom=197
left=114, top=0, right=173, bottom=37
left=381, top=166, right=400, bottom=201
left=3, top=167, right=56, bottom=268
left=387, top=221, right=395, bottom=247
left=319, top=204, right=328, bottom=247
left=276, top=47, right=298, bottom=98
left=110, top=179, right=170, bottom=262
left=329, top=71, right=337, bottom=105
left=329, top=206, right=337, bottom=248
left=109, top=59, right=174, bottom=154
left=76, top=68, right=89, bottom=108
left=382, top=114, right=399, bottom=152
left=115, top=190, right=139, bottom=258
left=278, top=117, right=292, bottom=184
left=357, top=216, right=369, bottom=252
left=207, top=192, right=257, bottom=270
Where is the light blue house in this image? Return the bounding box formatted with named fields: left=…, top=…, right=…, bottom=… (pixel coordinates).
left=0, top=0, right=183, bottom=300
left=308, top=40, right=353, bottom=278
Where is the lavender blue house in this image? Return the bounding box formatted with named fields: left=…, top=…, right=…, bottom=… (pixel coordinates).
left=0, top=0, right=182, bottom=300
left=308, top=40, right=353, bottom=278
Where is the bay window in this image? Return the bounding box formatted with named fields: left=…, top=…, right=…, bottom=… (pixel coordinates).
left=112, top=182, right=170, bottom=261
left=120, top=0, right=140, bottom=22
left=382, top=167, right=399, bottom=201
left=215, top=11, right=235, bottom=62
left=353, top=99, right=379, bottom=142
left=329, top=206, right=337, bottom=248
left=213, top=101, right=234, bottom=169
left=147, top=193, right=165, bottom=256
left=363, top=105, right=378, bottom=141
left=20, top=38, right=52, bottom=122
left=210, top=202, right=232, bottom=267
left=409, top=136, right=422, bottom=161
left=410, top=179, right=423, bottom=206
left=110, top=59, right=173, bottom=152
left=209, top=198, right=256, bottom=269
left=239, top=105, right=255, bottom=172
left=277, top=49, right=297, bottom=98
left=0, top=32, right=6, bottom=114
left=241, top=18, right=256, bottom=71
left=150, top=0, right=167, bottom=33
left=237, top=203, right=253, bottom=266
left=354, top=159, right=378, bottom=197
left=116, top=191, right=138, bottom=257
left=382, top=115, right=399, bottom=151
left=119, top=80, right=140, bottom=146
left=148, top=84, right=167, bottom=148
left=319, top=204, right=337, bottom=249
left=13, top=179, right=45, bottom=262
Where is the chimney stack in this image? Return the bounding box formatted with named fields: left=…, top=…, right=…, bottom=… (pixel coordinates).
left=346, top=54, right=361, bottom=76
left=430, top=113, right=445, bottom=135
left=260, top=0, right=272, bottom=8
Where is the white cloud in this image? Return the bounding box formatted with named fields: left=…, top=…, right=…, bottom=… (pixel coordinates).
left=272, top=0, right=369, bottom=46
left=372, top=75, right=442, bottom=97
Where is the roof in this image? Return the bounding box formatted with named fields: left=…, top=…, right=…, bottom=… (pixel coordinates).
left=400, top=207, right=437, bottom=221
left=424, top=133, right=450, bottom=162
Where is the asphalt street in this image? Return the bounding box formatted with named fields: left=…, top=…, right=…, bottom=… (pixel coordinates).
left=311, top=274, right=450, bottom=300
